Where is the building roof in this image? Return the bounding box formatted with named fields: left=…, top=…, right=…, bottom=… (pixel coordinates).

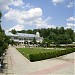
left=5, top=31, right=36, bottom=37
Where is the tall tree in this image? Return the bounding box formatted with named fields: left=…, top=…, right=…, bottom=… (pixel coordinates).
left=0, top=11, right=8, bottom=56
left=0, top=11, right=2, bottom=32
left=0, top=11, right=2, bottom=19
left=11, top=29, right=17, bottom=34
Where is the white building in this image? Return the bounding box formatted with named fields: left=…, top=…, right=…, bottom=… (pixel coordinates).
left=5, top=31, right=43, bottom=45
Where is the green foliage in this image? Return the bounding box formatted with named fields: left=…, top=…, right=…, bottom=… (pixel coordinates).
left=29, top=48, right=75, bottom=62
left=27, top=30, right=33, bottom=34
left=18, top=30, right=26, bottom=33
left=32, top=37, right=37, bottom=44
left=0, top=11, right=2, bottom=20
left=42, top=38, right=50, bottom=47
left=4, top=36, right=10, bottom=44
left=74, top=33, right=75, bottom=42
left=66, top=29, right=74, bottom=40
left=11, top=29, right=17, bottom=34
left=10, top=40, right=15, bottom=46
left=55, top=34, right=72, bottom=44
left=0, top=11, right=9, bottom=56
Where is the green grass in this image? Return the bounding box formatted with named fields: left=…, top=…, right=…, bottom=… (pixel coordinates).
left=17, top=47, right=60, bottom=54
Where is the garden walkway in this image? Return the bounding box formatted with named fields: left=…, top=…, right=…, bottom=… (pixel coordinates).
left=1, top=46, right=75, bottom=75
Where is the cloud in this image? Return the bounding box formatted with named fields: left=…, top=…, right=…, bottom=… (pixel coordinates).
left=65, top=26, right=71, bottom=29
left=67, top=17, right=75, bottom=22
left=52, top=0, right=74, bottom=8
left=0, top=0, right=24, bottom=10
left=33, top=17, right=55, bottom=28
left=66, top=1, right=74, bottom=8
left=9, top=24, right=24, bottom=31
left=25, top=3, right=33, bottom=8
left=4, top=8, right=55, bottom=31
left=4, top=8, right=42, bottom=24
left=52, top=0, right=63, bottom=6
left=67, top=23, right=75, bottom=27
left=66, top=16, right=75, bottom=31
left=66, top=23, right=75, bottom=32
left=10, top=0, right=24, bottom=6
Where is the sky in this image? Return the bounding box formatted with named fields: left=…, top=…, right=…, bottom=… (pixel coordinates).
left=0, top=0, right=75, bottom=32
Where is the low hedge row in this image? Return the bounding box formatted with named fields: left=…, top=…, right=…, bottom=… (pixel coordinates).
left=29, top=48, right=75, bottom=62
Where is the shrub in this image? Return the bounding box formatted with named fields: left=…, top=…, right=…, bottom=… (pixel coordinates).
left=28, top=48, right=75, bottom=62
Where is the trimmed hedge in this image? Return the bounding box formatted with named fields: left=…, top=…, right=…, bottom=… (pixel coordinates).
left=29, top=48, right=75, bottom=62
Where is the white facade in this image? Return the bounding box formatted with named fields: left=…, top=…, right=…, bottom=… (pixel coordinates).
left=36, top=32, right=40, bottom=37
left=6, top=31, right=43, bottom=45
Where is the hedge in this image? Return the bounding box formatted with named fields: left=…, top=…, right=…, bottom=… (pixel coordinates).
left=29, top=48, right=75, bottom=62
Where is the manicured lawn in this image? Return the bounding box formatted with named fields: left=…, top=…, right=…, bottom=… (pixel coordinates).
left=17, top=47, right=62, bottom=54
left=17, top=47, right=75, bottom=62
left=17, top=47, right=63, bottom=58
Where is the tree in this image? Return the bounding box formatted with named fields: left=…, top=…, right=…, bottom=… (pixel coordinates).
left=74, top=33, right=75, bottom=42
left=65, top=28, right=74, bottom=41
left=42, top=38, right=51, bottom=47
left=11, top=29, right=17, bottom=34
left=10, top=40, right=15, bottom=46
left=55, top=34, right=72, bottom=44
left=33, top=37, right=36, bottom=44
left=18, top=30, right=26, bottom=33
left=59, top=27, right=65, bottom=34
left=4, top=36, right=10, bottom=45
left=27, top=29, right=33, bottom=34
left=0, top=11, right=2, bottom=20
left=0, top=11, right=2, bottom=32
left=0, top=11, right=8, bottom=56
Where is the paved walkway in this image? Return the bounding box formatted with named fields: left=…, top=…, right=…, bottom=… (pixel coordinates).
left=1, top=46, right=75, bottom=75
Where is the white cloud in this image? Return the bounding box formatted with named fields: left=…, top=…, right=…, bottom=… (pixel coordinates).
left=52, top=0, right=63, bottom=5
left=22, top=3, right=33, bottom=9
left=0, top=0, right=24, bottom=10
left=28, top=8, right=42, bottom=18
left=67, top=23, right=75, bottom=27
left=4, top=8, right=55, bottom=30
left=67, top=17, right=75, bottom=22
left=66, top=16, right=75, bottom=31
left=10, top=0, right=24, bottom=6
left=33, top=17, right=55, bottom=28
left=4, top=8, right=42, bottom=24
left=65, top=26, right=71, bottom=29
left=25, top=3, right=33, bottom=8
left=0, top=0, right=10, bottom=10
left=66, top=1, right=74, bottom=8
left=9, top=24, right=24, bottom=31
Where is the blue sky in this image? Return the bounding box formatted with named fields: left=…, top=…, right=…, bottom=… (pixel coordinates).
left=0, top=0, right=75, bottom=32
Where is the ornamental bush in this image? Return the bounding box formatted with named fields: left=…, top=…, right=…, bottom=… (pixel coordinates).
left=29, top=48, right=75, bottom=62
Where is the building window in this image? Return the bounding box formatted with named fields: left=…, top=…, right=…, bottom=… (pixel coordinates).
left=19, top=38, right=21, bottom=40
